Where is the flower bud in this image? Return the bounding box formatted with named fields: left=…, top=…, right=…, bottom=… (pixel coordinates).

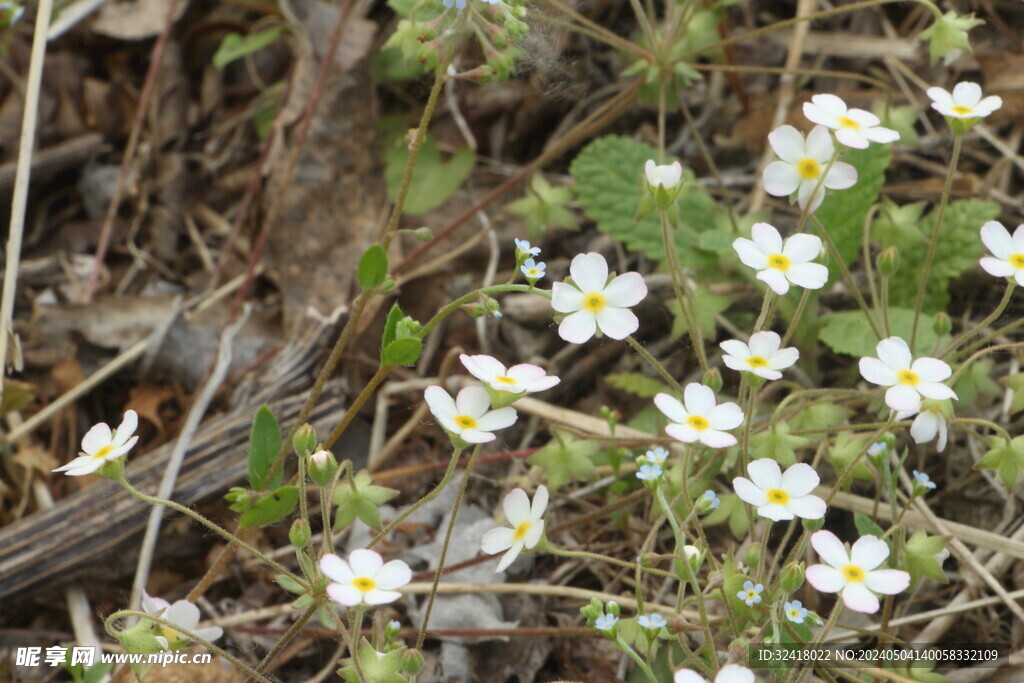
left=780, top=561, right=805, bottom=592
left=401, top=649, right=424, bottom=675
left=308, top=449, right=338, bottom=487
left=289, top=519, right=311, bottom=548
left=877, top=246, right=900, bottom=278
left=292, top=424, right=317, bottom=458
left=606, top=601, right=621, bottom=617
left=802, top=516, right=824, bottom=532
left=696, top=490, right=720, bottom=514
left=413, top=226, right=433, bottom=242
left=933, top=312, right=952, bottom=337
left=744, top=545, right=760, bottom=569
left=702, top=367, right=723, bottom=393
left=667, top=614, right=690, bottom=634
left=644, top=159, right=683, bottom=211
left=683, top=545, right=703, bottom=573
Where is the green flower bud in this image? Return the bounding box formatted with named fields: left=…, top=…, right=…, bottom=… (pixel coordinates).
left=933, top=312, right=952, bottom=337
left=877, top=246, right=900, bottom=278
left=401, top=649, right=425, bottom=675
left=780, top=561, right=805, bottom=593
left=702, top=367, right=723, bottom=393
left=289, top=519, right=311, bottom=548
left=413, top=226, right=433, bottom=242
left=917, top=11, right=983, bottom=66
left=292, top=424, right=317, bottom=458
left=744, top=545, right=760, bottom=569
left=606, top=601, right=621, bottom=617
left=308, top=449, right=338, bottom=487
left=802, top=517, right=825, bottom=532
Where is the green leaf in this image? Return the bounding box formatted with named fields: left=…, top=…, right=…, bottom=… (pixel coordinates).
left=249, top=405, right=283, bottom=491
left=953, top=358, right=1001, bottom=405
left=815, top=143, right=890, bottom=268
left=703, top=493, right=749, bottom=540
left=275, top=574, right=305, bottom=594
left=333, top=471, right=400, bottom=531
left=382, top=337, right=422, bottom=366
left=975, top=437, right=1024, bottom=487
left=906, top=530, right=950, bottom=584
left=789, top=403, right=853, bottom=433
left=570, top=136, right=716, bottom=267
left=505, top=174, right=578, bottom=241
left=382, top=304, right=403, bottom=351
left=853, top=512, right=885, bottom=539
left=826, top=433, right=874, bottom=484
left=385, top=134, right=474, bottom=215
left=819, top=307, right=939, bottom=358
left=213, top=27, right=287, bottom=70
left=626, top=405, right=664, bottom=435
left=527, top=430, right=600, bottom=492
left=240, top=486, right=298, bottom=528
left=886, top=199, right=1000, bottom=311
left=750, top=422, right=809, bottom=468
left=1000, top=373, right=1024, bottom=415
left=357, top=244, right=388, bottom=291
left=605, top=372, right=672, bottom=399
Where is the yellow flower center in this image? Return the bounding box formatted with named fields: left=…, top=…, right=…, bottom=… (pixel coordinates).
left=747, top=356, right=768, bottom=368
left=92, top=445, right=115, bottom=460
left=687, top=415, right=709, bottom=431
left=897, top=370, right=919, bottom=386
left=768, top=254, right=790, bottom=271
left=354, top=577, right=376, bottom=593
left=495, top=376, right=517, bottom=386
left=513, top=521, right=532, bottom=541
left=797, top=158, right=821, bottom=180
left=1010, top=254, right=1024, bottom=268
left=951, top=105, right=973, bottom=116
left=766, top=488, right=790, bottom=504
left=454, top=415, right=477, bottom=429
left=161, top=626, right=180, bottom=642
left=842, top=565, right=865, bottom=583
left=582, top=292, right=606, bottom=313
left=787, top=609, right=800, bottom=619
left=838, top=116, right=861, bottom=130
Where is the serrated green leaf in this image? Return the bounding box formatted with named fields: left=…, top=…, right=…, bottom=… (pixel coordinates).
left=249, top=405, right=283, bottom=490
left=385, top=135, right=474, bottom=215
left=213, top=27, right=286, bottom=70
left=527, top=430, right=600, bottom=492
left=605, top=372, right=671, bottom=398
left=357, top=244, right=388, bottom=291
left=382, top=337, right=422, bottom=366
left=240, top=486, right=298, bottom=528
left=819, top=307, right=938, bottom=358
left=570, top=136, right=716, bottom=267
left=854, top=512, right=885, bottom=539
left=815, top=143, right=890, bottom=268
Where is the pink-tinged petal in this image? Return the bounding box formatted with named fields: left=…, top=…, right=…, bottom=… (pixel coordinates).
left=747, top=458, right=782, bottom=489
left=320, top=553, right=355, bottom=583
left=683, top=383, right=715, bottom=415
left=747, top=331, right=780, bottom=357
left=841, top=583, right=880, bottom=614
left=823, top=162, right=857, bottom=190
left=810, top=93, right=849, bottom=118
left=811, top=530, right=850, bottom=568
left=558, top=310, right=597, bottom=344
left=915, top=382, right=957, bottom=401
left=784, top=263, right=829, bottom=290
left=875, top=337, right=912, bottom=370
left=885, top=384, right=922, bottom=412
left=699, top=429, right=738, bottom=449
left=850, top=534, right=889, bottom=570
left=806, top=564, right=846, bottom=592
left=859, top=357, right=897, bottom=386
left=952, top=81, right=982, bottom=107
left=665, top=423, right=699, bottom=444
left=768, top=347, right=800, bottom=370
left=142, top=593, right=169, bottom=614
left=717, top=664, right=756, bottom=683
left=981, top=257, right=1016, bottom=277
left=720, top=339, right=751, bottom=360
left=475, top=406, right=518, bottom=432
left=674, top=670, right=706, bottom=683
left=363, top=589, right=402, bottom=606
left=596, top=307, right=639, bottom=340
left=531, top=485, right=549, bottom=520
left=348, top=548, right=384, bottom=577
left=495, top=540, right=525, bottom=572
left=796, top=180, right=826, bottom=213
left=910, top=412, right=940, bottom=445
left=835, top=128, right=869, bottom=149
left=781, top=463, right=820, bottom=496
left=973, top=95, right=1002, bottom=117
left=503, top=488, right=532, bottom=524
left=803, top=101, right=839, bottom=128
left=461, top=354, right=506, bottom=381
left=481, top=527, right=515, bottom=554
left=805, top=125, right=835, bottom=162
left=708, top=402, right=744, bottom=430
left=570, top=252, right=609, bottom=293
left=424, top=386, right=457, bottom=421
left=81, top=422, right=113, bottom=454
left=522, top=375, right=560, bottom=393
left=113, top=410, right=139, bottom=447
left=524, top=519, right=544, bottom=549
left=506, top=363, right=546, bottom=383
left=865, top=569, right=910, bottom=595
left=862, top=126, right=899, bottom=144
left=782, top=234, right=823, bottom=263
left=654, top=393, right=688, bottom=424
left=456, top=386, right=492, bottom=418
left=910, top=357, right=951, bottom=382
left=786, top=494, right=827, bottom=520
left=733, top=238, right=769, bottom=270
left=603, top=272, right=647, bottom=307
left=757, top=268, right=791, bottom=295
left=763, top=161, right=802, bottom=197
left=757, top=503, right=794, bottom=521
left=327, top=584, right=364, bottom=607
left=751, top=223, right=783, bottom=256
left=551, top=282, right=585, bottom=313
left=768, top=125, right=807, bottom=164
left=375, top=560, right=413, bottom=590
left=980, top=221, right=1013, bottom=258
left=733, top=477, right=769, bottom=507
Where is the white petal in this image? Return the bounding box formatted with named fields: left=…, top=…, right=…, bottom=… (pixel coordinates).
left=841, top=583, right=880, bottom=613
left=716, top=664, right=756, bottom=683
left=862, top=126, right=899, bottom=144
left=424, top=386, right=457, bottom=421
left=654, top=393, right=689, bottom=424
left=569, top=252, right=609, bottom=293
left=756, top=268, right=791, bottom=295
left=768, top=347, right=800, bottom=370
left=784, top=262, right=829, bottom=290
left=885, top=384, right=922, bottom=412
left=850, top=535, right=889, bottom=570
left=972, top=95, right=1002, bottom=117
left=348, top=548, right=384, bottom=577
left=733, top=238, right=769, bottom=270
left=926, top=87, right=954, bottom=108
left=551, top=282, right=585, bottom=313
left=375, top=560, right=413, bottom=590
left=531, top=485, right=549, bottom=520
left=363, top=589, right=402, bottom=606
left=980, top=221, right=1013, bottom=258
left=81, top=422, right=113, bottom=454
left=980, top=257, right=1016, bottom=277
left=767, top=125, right=807, bottom=164
left=475, top=406, right=518, bottom=432
left=952, top=81, right=982, bottom=107
left=503, top=488, right=532, bottom=524
left=524, top=519, right=545, bottom=549
left=810, top=93, right=848, bottom=118
left=461, top=354, right=505, bottom=381
left=558, top=310, right=597, bottom=344
left=786, top=494, right=827, bottom=520
left=811, top=530, right=850, bottom=568
left=916, top=382, right=957, bottom=401
left=595, top=307, right=639, bottom=340
left=674, top=670, right=706, bottom=683
left=876, top=337, right=912, bottom=370
left=805, top=125, right=835, bottom=162
left=456, top=386, right=492, bottom=418
left=192, top=626, right=223, bottom=643
left=52, top=456, right=101, bottom=476
left=166, top=601, right=201, bottom=630
left=683, top=383, right=715, bottom=415
left=782, top=234, right=823, bottom=263
left=806, top=564, right=846, bottom=592
left=910, top=413, right=939, bottom=446
left=797, top=180, right=826, bottom=213
left=835, top=128, right=869, bottom=149
left=859, top=357, right=897, bottom=386
left=747, top=458, right=782, bottom=489
left=762, top=161, right=802, bottom=197
left=780, top=463, right=819, bottom=496
left=327, top=584, right=364, bottom=606
left=733, top=477, right=769, bottom=507
left=803, top=101, right=839, bottom=129
left=481, top=526, right=515, bottom=554
left=699, top=429, right=738, bottom=449
left=602, top=272, right=647, bottom=308
left=751, top=222, right=784, bottom=254
left=720, top=339, right=751, bottom=360
left=747, top=331, right=780, bottom=357
left=910, top=357, right=951, bottom=382
left=113, top=410, right=139, bottom=447
left=495, top=540, right=525, bottom=572
left=757, top=503, right=794, bottom=521
left=665, top=423, right=699, bottom=443
left=865, top=569, right=910, bottom=595
left=824, top=162, right=857, bottom=190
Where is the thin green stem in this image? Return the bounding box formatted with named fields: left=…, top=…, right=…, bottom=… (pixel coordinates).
left=626, top=335, right=685, bottom=396
left=350, top=609, right=369, bottom=683
left=809, top=214, right=882, bottom=340
left=320, top=485, right=335, bottom=554
left=949, top=342, right=1024, bottom=386
left=825, top=414, right=897, bottom=506
left=954, top=417, right=1012, bottom=444
left=955, top=316, right=1024, bottom=360
left=661, top=212, right=708, bottom=371
left=791, top=600, right=844, bottom=683
left=418, top=284, right=540, bottom=339
left=324, top=364, right=393, bottom=449
left=369, top=447, right=463, bottom=548
left=614, top=634, right=659, bottom=683
left=256, top=604, right=317, bottom=673
left=753, top=290, right=776, bottom=333
left=546, top=544, right=676, bottom=579
left=780, top=289, right=811, bottom=347
left=939, top=281, right=1015, bottom=358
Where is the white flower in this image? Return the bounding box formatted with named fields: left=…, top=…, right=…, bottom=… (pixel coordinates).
left=636, top=463, right=663, bottom=481
left=480, top=485, right=548, bottom=572
left=641, top=447, right=669, bottom=466
left=762, top=125, right=857, bottom=212
left=732, top=223, right=829, bottom=295
left=638, top=613, right=667, bottom=630
left=320, top=549, right=412, bottom=607
left=784, top=600, right=808, bottom=624
left=514, top=238, right=541, bottom=256
left=424, top=385, right=517, bottom=444
left=802, top=94, right=900, bottom=149
left=896, top=402, right=949, bottom=451
left=594, top=614, right=619, bottom=631
left=805, top=531, right=910, bottom=614
left=142, top=592, right=223, bottom=648
left=732, top=459, right=826, bottom=522
left=675, top=664, right=756, bottom=683
left=53, top=410, right=140, bottom=476
left=720, top=331, right=800, bottom=380
left=459, top=354, right=560, bottom=396
left=521, top=259, right=546, bottom=280
left=654, top=384, right=744, bottom=448
left=737, top=580, right=764, bottom=607
left=858, top=337, right=957, bottom=412
left=979, top=221, right=1024, bottom=286
left=644, top=159, right=682, bottom=189
left=927, top=82, right=1002, bottom=120
left=913, top=470, right=937, bottom=490
left=551, top=252, right=647, bottom=343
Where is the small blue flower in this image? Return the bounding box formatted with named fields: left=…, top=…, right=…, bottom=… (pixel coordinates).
left=643, top=447, right=669, bottom=465
left=637, top=613, right=667, bottom=630
left=737, top=580, right=763, bottom=607
left=636, top=463, right=663, bottom=481
left=698, top=490, right=720, bottom=512
left=521, top=259, right=546, bottom=280
left=514, top=238, right=541, bottom=256
left=594, top=614, right=619, bottom=632
left=784, top=600, right=807, bottom=624
left=867, top=442, right=887, bottom=457
left=913, top=470, right=936, bottom=490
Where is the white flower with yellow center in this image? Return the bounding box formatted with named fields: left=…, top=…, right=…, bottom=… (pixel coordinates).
left=732, top=223, right=829, bottom=296
left=674, top=663, right=756, bottom=683
left=53, top=410, right=140, bottom=476
left=424, top=385, right=517, bottom=444
left=733, top=459, right=826, bottom=522
left=762, top=125, right=857, bottom=212
left=459, top=354, right=560, bottom=395
left=927, top=82, right=1002, bottom=120
left=979, top=221, right=1024, bottom=287
left=802, top=94, right=899, bottom=149
left=784, top=600, right=808, bottom=624
left=521, top=258, right=546, bottom=280
left=896, top=401, right=950, bottom=452
left=480, top=485, right=548, bottom=572
left=654, top=384, right=744, bottom=449
left=805, top=530, right=910, bottom=614
left=720, top=331, right=799, bottom=380
left=858, top=337, right=957, bottom=412
left=551, top=252, right=647, bottom=344
left=142, top=592, right=223, bottom=648
left=320, top=549, right=412, bottom=607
